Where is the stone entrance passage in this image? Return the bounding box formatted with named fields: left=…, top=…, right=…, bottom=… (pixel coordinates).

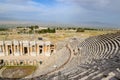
left=51, top=50, right=54, bottom=53
left=8, top=45, right=12, bottom=55
left=39, top=45, right=43, bottom=54
left=24, top=47, right=28, bottom=54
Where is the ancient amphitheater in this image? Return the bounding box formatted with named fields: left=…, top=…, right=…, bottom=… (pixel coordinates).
left=0, top=31, right=120, bottom=80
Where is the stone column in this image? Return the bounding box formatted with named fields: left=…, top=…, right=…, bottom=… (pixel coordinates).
left=34, top=44, right=36, bottom=56
left=20, top=43, right=23, bottom=56
left=13, top=45, right=15, bottom=56
left=19, top=44, right=21, bottom=55
left=27, top=45, right=30, bottom=55
left=46, top=45, right=51, bottom=56
left=48, top=45, right=50, bottom=53
left=44, top=45, right=46, bottom=55
left=42, top=45, right=44, bottom=54
left=16, top=45, right=19, bottom=55
left=3, top=44, right=6, bottom=56
left=35, top=44, right=37, bottom=56
left=22, top=46, right=24, bottom=55
left=36, top=44, right=39, bottom=56
left=1, top=45, right=4, bottom=55
left=30, top=45, right=32, bottom=56
left=43, top=45, right=45, bottom=55
left=11, top=45, right=13, bottom=55
left=18, top=45, right=19, bottom=55
left=46, top=45, right=48, bottom=52
left=5, top=44, right=8, bottom=56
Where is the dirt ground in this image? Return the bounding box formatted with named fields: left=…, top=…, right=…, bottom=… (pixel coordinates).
left=0, top=30, right=116, bottom=42
left=2, top=66, right=36, bottom=78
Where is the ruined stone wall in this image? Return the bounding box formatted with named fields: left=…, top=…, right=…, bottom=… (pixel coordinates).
left=0, top=40, right=55, bottom=56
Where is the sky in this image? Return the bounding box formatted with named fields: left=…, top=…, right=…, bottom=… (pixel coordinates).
left=0, top=0, right=120, bottom=26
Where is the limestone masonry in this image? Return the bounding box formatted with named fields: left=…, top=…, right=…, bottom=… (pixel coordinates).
left=0, top=40, right=55, bottom=57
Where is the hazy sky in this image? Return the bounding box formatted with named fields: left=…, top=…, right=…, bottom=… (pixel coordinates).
left=0, top=0, right=120, bottom=25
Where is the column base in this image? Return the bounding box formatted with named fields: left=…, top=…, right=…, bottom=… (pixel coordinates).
left=45, top=52, right=51, bottom=57
left=14, top=53, right=20, bottom=56
left=0, top=53, right=5, bottom=56
left=31, top=52, right=37, bottom=56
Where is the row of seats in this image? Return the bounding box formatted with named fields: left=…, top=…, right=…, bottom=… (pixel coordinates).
left=67, top=32, right=120, bottom=80
left=31, top=32, right=120, bottom=80
left=63, top=32, right=120, bottom=80
left=2, top=32, right=120, bottom=80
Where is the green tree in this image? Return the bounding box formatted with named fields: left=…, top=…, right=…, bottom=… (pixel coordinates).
left=34, top=25, right=39, bottom=29
left=76, top=28, right=85, bottom=32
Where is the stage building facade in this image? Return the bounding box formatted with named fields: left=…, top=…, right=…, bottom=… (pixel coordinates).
left=0, top=40, right=55, bottom=57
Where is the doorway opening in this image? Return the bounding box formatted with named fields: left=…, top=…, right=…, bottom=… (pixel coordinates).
left=24, top=47, right=28, bottom=54
left=8, top=45, right=12, bottom=55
